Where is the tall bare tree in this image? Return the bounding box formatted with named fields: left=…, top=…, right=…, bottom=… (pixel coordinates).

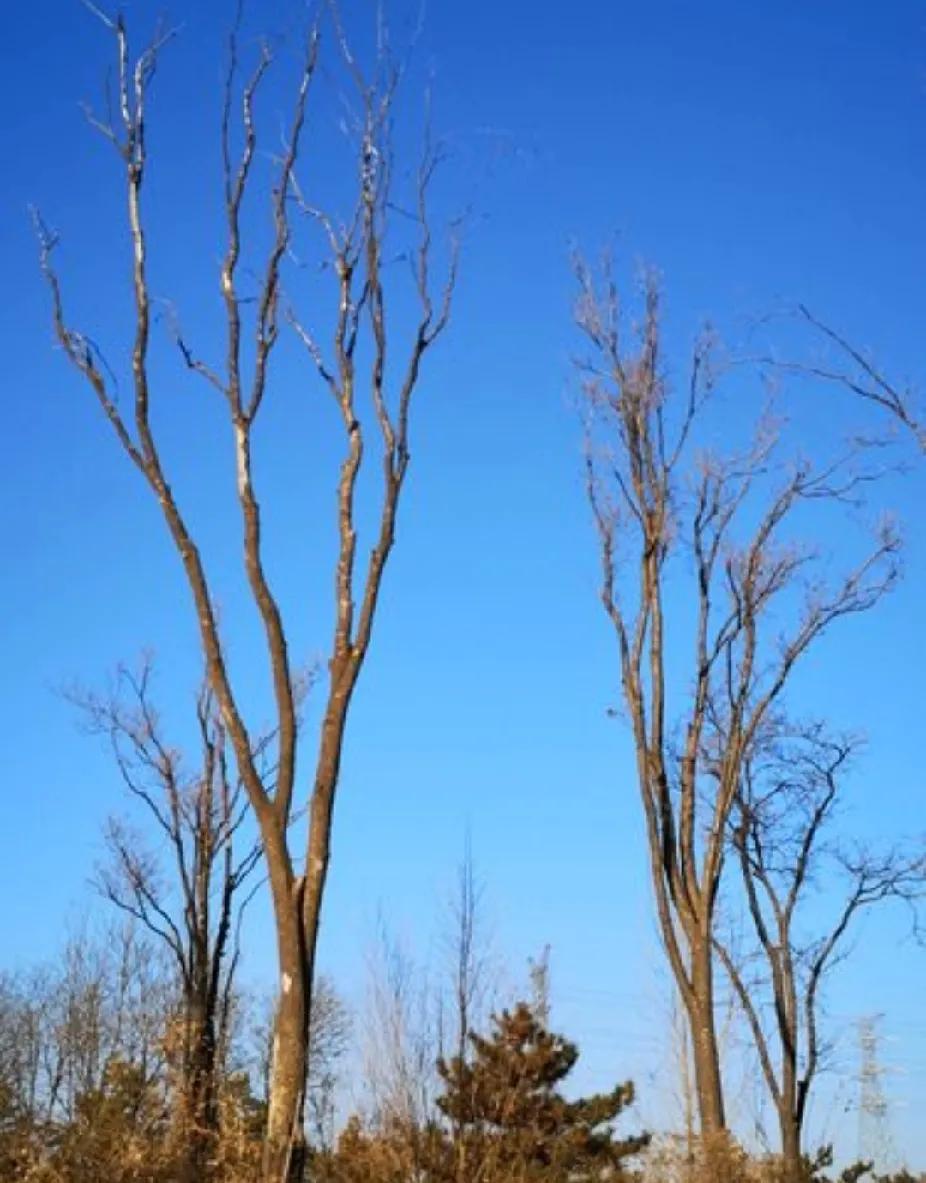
left=70, top=657, right=270, bottom=1179
left=35, top=7, right=457, bottom=1178
left=575, top=258, right=899, bottom=1139
left=714, top=724, right=925, bottom=1181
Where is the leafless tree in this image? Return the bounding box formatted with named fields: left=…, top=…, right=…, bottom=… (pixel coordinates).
left=0, top=970, right=51, bottom=1135
left=443, top=846, right=494, bottom=1066
left=69, top=656, right=271, bottom=1179
left=0, top=926, right=170, bottom=1132
left=362, top=921, right=439, bottom=1141
left=354, top=851, right=497, bottom=1183
left=576, top=256, right=900, bottom=1139
left=304, top=981, right=352, bottom=1155
left=714, top=723, right=926, bottom=1181
left=35, top=5, right=457, bottom=1177
left=442, top=848, right=496, bottom=1183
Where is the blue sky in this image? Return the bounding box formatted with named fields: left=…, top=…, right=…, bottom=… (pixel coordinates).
left=1, top=0, right=924, bottom=1167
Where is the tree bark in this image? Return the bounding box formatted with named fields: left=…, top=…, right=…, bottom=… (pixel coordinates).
left=183, top=1000, right=218, bottom=1183
left=262, top=839, right=311, bottom=1183
left=779, top=1030, right=801, bottom=1183
left=779, top=1108, right=802, bottom=1183
left=687, top=945, right=725, bottom=1136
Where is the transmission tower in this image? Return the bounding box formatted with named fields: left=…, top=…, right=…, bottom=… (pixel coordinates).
left=856, top=1013, right=897, bottom=1173
left=528, top=944, right=552, bottom=1027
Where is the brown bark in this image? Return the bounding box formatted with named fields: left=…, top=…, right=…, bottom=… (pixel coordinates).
left=183, top=999, right=218, bottom=1183
left=780, top=1119, right=802, bottom=1183
left=688, top=945, right=725, bottom=1135
left=263, top=856, right=311, bottom=1181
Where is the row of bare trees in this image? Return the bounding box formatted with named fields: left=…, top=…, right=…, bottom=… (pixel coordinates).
left=0, top=917, right=355, bottom=1182
left=59, top=638, right=922, bottom=1183
left=0, top=928, right=168, bottom=1136
left=577, top=259, right=924, bottom=1181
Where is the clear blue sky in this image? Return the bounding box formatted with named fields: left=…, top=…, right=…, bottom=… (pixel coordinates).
left=1, top=0, right=924, bottom=1167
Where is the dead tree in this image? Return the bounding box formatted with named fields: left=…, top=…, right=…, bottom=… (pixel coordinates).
left=35, top=8, right=457, bottom=1180
left=69, top=657, right=266, bottom=1180
left=714, top=724, right=925, bottom=1181
left=576, top=257, right=900, bottom=1139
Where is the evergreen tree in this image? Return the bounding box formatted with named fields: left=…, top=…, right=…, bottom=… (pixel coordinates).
left=435, top=1001, right=649, bottom=1182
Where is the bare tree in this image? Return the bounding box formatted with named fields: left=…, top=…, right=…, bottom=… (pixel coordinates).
left=353, top=851, right=497, bottom=1183
left=304, top=980, right=352, bottom=1156
left=0, top=970, right=52, bottom=1136
left=362, top=921, right=440, bottom=1141
left=69, top=656, right=271, bottom=1179
left=714, top=724, right=925, bottom=1181
left=443, top=845, right=494, bottom=1064
left=0, top=926, right=170, bottom=1133
left=35, top=5, right=457, bottom=1178
left=442, top=847, right=495, bottom=1183
left=575, top=257, right=900, bottom=1139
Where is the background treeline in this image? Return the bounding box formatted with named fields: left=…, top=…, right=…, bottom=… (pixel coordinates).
left=1, top=909, right=922, bottom=1183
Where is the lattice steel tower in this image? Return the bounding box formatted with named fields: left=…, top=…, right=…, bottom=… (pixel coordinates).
left=857, top=1013, right=897, bottom=1173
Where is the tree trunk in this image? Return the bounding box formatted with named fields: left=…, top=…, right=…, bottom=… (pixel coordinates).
left=688, top=944, right=726, bottom=1136
left=779, top=1109, right=802, bottom=1183
left=262, top=670, right=351, bottom=1183
left=777, top=1001, right=804, bottom=1182
left=179, top=992, right=219, bottom=1183
left=263, top=866, right=310, bottom=1183
left=187, top=1041, right=217, bottom=1182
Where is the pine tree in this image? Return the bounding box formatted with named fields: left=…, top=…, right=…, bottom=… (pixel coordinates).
left=435, top=1001, right=649, bottom=1182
